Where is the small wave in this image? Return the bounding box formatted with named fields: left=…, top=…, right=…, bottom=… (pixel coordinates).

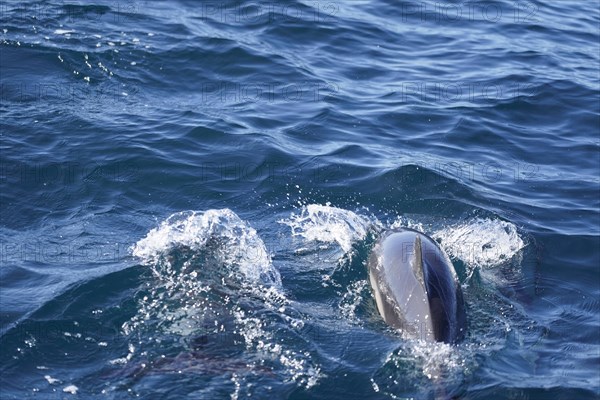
left=132, top=208, right=280, bottom=286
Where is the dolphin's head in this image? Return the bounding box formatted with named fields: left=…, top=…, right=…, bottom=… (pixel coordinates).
left=368, top=228, right=466, bottom=343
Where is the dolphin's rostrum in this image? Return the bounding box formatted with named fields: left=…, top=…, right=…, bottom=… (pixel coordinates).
left=368, top=228, right=466, bottom=343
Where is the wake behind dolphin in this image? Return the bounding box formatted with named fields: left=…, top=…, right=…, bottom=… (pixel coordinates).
left=368, top=228, right=466, bottom=343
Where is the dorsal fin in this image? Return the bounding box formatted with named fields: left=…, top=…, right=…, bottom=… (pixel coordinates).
left=413, top=234, right=425, bottom=289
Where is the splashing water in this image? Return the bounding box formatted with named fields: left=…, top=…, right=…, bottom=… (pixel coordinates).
left=339, top=280, right=371, bottom=323
left=124, top=207, right=527, bottom=396
left=433, top=218, right=525, bottom=270
left=125, top=209, right=321, bottom=392
left=132, top=208, right=280, bottom=286
left=283, top=205, right=524, bottom=275
left=279, top=204, right=373, bottom=253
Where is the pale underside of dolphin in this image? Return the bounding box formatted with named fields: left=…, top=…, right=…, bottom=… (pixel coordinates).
left=368, top=228, right=466, bottom=343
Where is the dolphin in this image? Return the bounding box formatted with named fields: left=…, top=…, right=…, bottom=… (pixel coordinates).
left=368, top=228, right=466, bottom=343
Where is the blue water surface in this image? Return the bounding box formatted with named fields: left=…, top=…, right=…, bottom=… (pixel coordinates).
left=1, top=1, right=599, bottom=399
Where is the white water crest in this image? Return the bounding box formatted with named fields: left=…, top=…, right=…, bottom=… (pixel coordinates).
left=132, top=208, right=280, bottom=286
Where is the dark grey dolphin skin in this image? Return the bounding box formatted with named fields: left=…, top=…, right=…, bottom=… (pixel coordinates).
left=368, top=228, right=466, bottom=343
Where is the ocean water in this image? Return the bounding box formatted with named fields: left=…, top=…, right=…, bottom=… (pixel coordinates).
left=1, top=0, right=599, bottom=399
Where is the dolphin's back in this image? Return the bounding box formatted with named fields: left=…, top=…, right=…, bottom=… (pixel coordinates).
left=368, top=228, right=466, bottom=343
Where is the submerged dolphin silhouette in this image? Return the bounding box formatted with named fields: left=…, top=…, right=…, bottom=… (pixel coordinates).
left=368, top=228, right=466, bottom=343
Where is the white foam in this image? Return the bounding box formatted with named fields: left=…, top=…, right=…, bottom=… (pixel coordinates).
left=132, top=209, right=280, bottom=286
left=280, top=204, right=372, bottom=253
left=411, top=340, right=463, bottom=380
left=433, top=218, right=525, bottom=270
left=44, top=375, right=60, bottom=385
left=109, top=343, right=135, bottom=365
left=389, top=216, right=426, bottom=233
left=62, top=385, right=78, bottom=394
